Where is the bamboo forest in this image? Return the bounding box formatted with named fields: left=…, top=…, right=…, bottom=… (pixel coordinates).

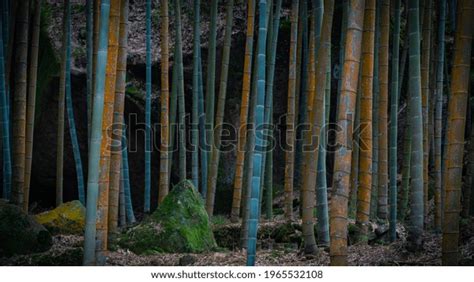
left=1, top=0, right=474, bottom=267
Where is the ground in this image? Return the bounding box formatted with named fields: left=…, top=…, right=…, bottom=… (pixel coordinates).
left=1, top=216, right=473, bottom=266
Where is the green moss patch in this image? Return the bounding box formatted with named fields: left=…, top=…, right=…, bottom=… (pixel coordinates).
left=35, top=200, right=86, bottom=235
left=119, top=180, right=217, bottom=254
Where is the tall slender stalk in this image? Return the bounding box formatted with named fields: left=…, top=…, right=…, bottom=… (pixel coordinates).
left=246, top=0, right=268, bottom=266
left=231, top=0, right=256, bottom=222
left=302, top=0, right=334, bottom=254
left=434, top=0, right=446, bottom=231
left=355, top=0, right=376, bottom=242
left=442, top=0, right=473, bottom=265
left=329, top=0, right=365, bottom=266
left=377, top=0, right=389, bottom=221
left=206, top=0, right=219, bottom=169
left=159, top=0, right=170, bottom=204
left=122, top=129, right=136, bottom=224
left=12, top=0, right=29, bottom=208
left=389, top=0, right=401, bottom=242
left=144, top=0, right=151, bottom=212
left=407, top=0, right=424, bottom=250
left=283, top=0, right=299, bottom=221
left=56, top=1, right=67, bottom=207
left=83, top=0, right=111, bottom=266
left=263, top=0, right=282, bottom=221
left=86, top=0, right=93, bottom=144
left=108, top=0, right=129, bottom=235
left=316, top=43, right=331, bottom=247
left=421, top=0, right=432, bottom=222
left=23, top=0, right=42, bottom=211
left=197, top=47, right=207, bottom=197
left=175, top=0, right=186, bottom=181
left=96, top=0, right=121, bottom=265
left=191, top=0, right=201, bottom=190
left=64, top=0, right=85, bottom=207
left=0, top=7, right=11, bottom=200
left=206, top=0, right=235, bottom=216
left=370, top=0, right=380, bottom=219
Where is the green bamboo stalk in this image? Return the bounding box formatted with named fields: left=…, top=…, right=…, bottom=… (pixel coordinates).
left=86, top=0, right=93, bottom=144
left=197, top=47, right=207, bottom=198
left=206, top=0, right=218, bottom=170
left=206, top=0, right=234, bottom=216
left=240, top=25, right=260, bottom=249
left=316, top=38, right=331, bottom=247
left=371, top=0, right=380, bottom=220
left=23, top=0, right=42, bottom=211
left=0, top=8, right=11, bottom=200
left=144, top=0, right=151, bottom=212
left=301, top=0, right=334, bottom=255
left=56, top=1, right=68, bottom=207
left=191, top=0, right=201, bottom=190
left=420, top=0, right=432, bottom=223
left=377, top=0, right=389, bottom=221
left=258, top=0, right=273, bottom=218
left=122, top=128, right=136, bottom=224
left=175, top=0, right=186, bottom=181
left=83, top=0, right=111, bottom=266
left=389, top=0, right=401, bottom=242
left=407, top=0, right=424, bottom=250
left=64, top=0, right=85, bottom=206
left=283, top=0, right=299, bottom=221
left=246, top=0, right=268, bottom=266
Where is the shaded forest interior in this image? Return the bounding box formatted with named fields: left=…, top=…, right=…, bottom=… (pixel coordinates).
left=0, top=0, right=473, bottom=266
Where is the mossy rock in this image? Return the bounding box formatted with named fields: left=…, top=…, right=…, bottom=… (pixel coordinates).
left=0, top=200, right=52, bottom=257
left=35, top=200, right=86, bottom=235
left=119, top=180, right=217, bottom=254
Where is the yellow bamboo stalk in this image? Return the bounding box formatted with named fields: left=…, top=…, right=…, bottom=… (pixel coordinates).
left=329, top=0, right=365, bottom=266
left=442, top=0, right=474, bottom=266
left=95, top=0, right=121, bottom=265
left=301, top=0, right=334, bottom=254
left=108, top=0, right=128, bottom=236
left=355, top=0, right=375, bottom=239
left=158, top=0, right=170, bottom=204
left=231, top=0, right=255, bottom=222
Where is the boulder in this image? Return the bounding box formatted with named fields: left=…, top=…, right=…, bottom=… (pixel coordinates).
left=0, top=200, right=52, bottom=257
left=119, top=180, right=217, bottom=254
left=35, top=200, right=86, bottom=235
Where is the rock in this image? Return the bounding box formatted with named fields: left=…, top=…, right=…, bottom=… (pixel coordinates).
left=35, top=200, right=86, bottom=235
left=0, top=200, right=52, bottom=257
left=119, top=180, right=217, bottom=254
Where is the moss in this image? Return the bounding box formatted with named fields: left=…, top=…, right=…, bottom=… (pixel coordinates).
left=119, top=180, right=217, bottom=254
left=35, top=201, right=86, bottom=235
left=0, top=200, right=52, bottom=257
